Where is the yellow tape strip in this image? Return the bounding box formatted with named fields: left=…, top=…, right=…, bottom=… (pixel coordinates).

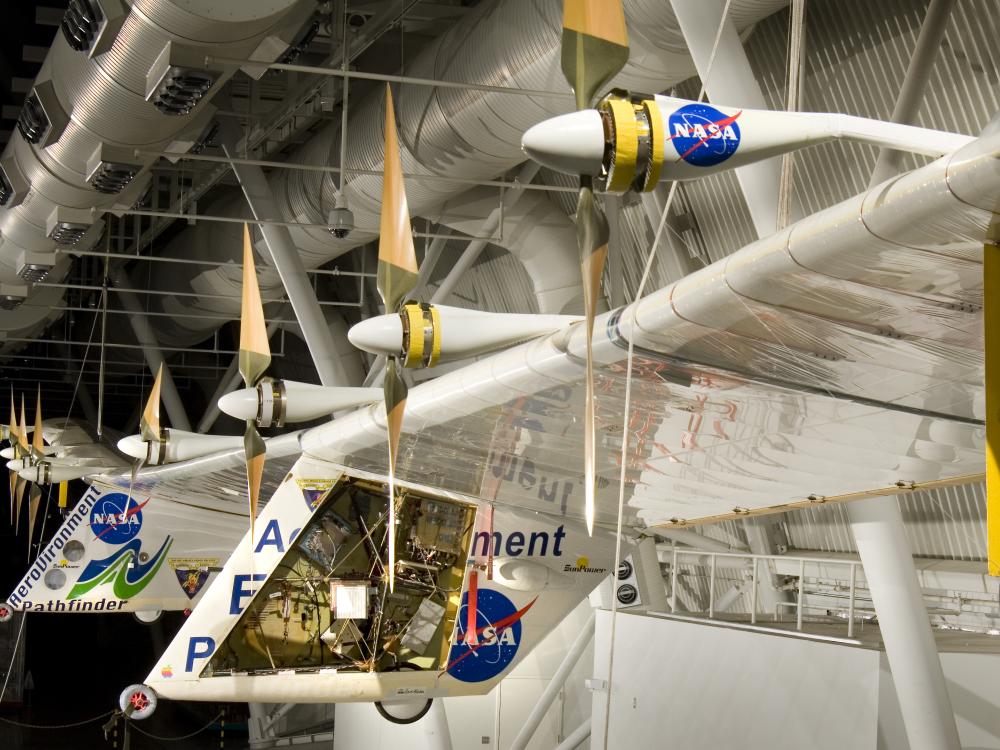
left=986, top=245, right=999, bottom=576
left=402, top=304, right=424, bottom=368
left=642, top=100, right=665, bottom=191
left=604, top=98, right=638, bottom=192
left=58, top=481, right=68, bottom=509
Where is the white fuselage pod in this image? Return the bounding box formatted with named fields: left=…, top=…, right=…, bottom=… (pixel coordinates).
left=19, top=463, right=114, bottom=484
left=218, top=381, right=382, bottom=424
left=1, top=445, right=54, bottom=459
left=117, top=430, right=244, bottom=465
left=348, top=305, right=580, bottom=362
left=521, top=94, right=974, bottom=186
left=144, top=461, right=619, bottom=705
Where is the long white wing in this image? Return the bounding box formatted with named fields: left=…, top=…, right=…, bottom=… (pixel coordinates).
left=297, top=131, right=993, bottom=528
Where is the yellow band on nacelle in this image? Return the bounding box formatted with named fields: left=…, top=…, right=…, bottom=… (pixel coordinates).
left=642, top=100, right=665, bottom=191
left=604, top=97, right=638, bottom=193
left=401, top=303, right=441, bottom=369
left=402, top=304, right=424, bottom=368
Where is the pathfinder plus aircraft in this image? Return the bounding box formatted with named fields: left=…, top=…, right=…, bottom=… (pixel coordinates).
left=7, top=0, right=995, bottom=727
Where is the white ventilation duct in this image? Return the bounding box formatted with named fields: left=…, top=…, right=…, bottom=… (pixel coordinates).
left=144, top=0, right=790, bottom=343
left=0, top=0, right=312, bottom=349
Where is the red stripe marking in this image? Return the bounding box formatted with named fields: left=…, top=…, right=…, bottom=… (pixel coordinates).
left=443, top=596, right=538, bottom=675
left=464, top=570, right=478, bottom=645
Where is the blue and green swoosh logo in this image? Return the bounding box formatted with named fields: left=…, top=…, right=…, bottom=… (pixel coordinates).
left=68, top=536, right=173, bottom=600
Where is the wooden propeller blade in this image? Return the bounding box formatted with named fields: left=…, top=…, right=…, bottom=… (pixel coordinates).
left=140, top=364, right=163, bottom=442
left=377, top=84, right=418, bottom=314
left=17, top=396, right=28, bottom=453
left=237, top=224, right=272, bottom=542
left=31, top=386, right=44, bottom=457
left=8, top=390, right=17, bottom=524
left=27, top=483, right=41, bottom=553
left=239, top=224, right=271, bottom=389
left=560, top=0, right=628, bottom=535
left=561, top=0, right=630, bottom=110
left=15, top=396, right=28, bottom=532
left=383, top=359, right=409, bottom=593
left=244, top=423, right=266, bottom=542
left=576, top=179, right=609, bottom=536
left=7, top=390, right=15, bottom=445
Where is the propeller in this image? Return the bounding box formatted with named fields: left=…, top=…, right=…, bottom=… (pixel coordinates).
left=7, top=390, right=17, bottom=526
left=237, top=224, right=271, bottom=542
left=115, top=364, right=166, bottom=487
left=560, top=0, right=630, bottom=535
left=119, top=365, right=244, bottom=469
left=140, top=364, right=164, bottom=448
left=225, top=223, right=381, bottom=540
left=375, top=83, right=420, bottom=593
left=14, top=395, right=29, bottom=531
left=26, top=387, right=44, bottom=550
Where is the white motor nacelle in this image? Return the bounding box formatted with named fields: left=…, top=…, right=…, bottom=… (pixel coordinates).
left=218, top=380, right=381, bottom=427
left=1, top=444, right=54, bottom=460
left=19, top=462, right=115, bottom=484
left=522, top=92, right=974, bottom=192
left=117, top=430, right=243, bottom=466
left=349, top=303, right=579, bottom=366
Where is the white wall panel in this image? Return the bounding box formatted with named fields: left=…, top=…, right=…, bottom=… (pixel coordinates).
left=591, top=611, right=881, bottom=749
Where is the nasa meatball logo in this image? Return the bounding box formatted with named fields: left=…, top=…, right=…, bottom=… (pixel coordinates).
left=668, top=103, right=742, bottom=167
left=446, top=589, right=536, bottom=683
left=90, top=492, right=143, bottom=544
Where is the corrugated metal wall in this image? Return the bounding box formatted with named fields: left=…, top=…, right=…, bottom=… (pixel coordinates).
left=785, top=482, right=988, bottom=561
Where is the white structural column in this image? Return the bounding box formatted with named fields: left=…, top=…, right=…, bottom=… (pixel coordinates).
left=424, top=700, right=453, bottom=750
left=429, top=161, right=540, bottom=305
left=847, top=496, right=960, bottom=750
left=224, top=143, right=350, bottom=388
left=669, top=0, right=801, bottom=237
left=742, top=518, right=789, bottom=616
left=554, top=720, right=591, bottom=750
left=868, top=0, right=957, bottom=187
left=651, top=527, right=746, bottom=554
left=109, top=267, right=192, bottom=432
left=509, top=609, right=596, bottom=750
left=74, top=383, right=99, bottom=426
left=639, top=185, right=701, bottom=284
